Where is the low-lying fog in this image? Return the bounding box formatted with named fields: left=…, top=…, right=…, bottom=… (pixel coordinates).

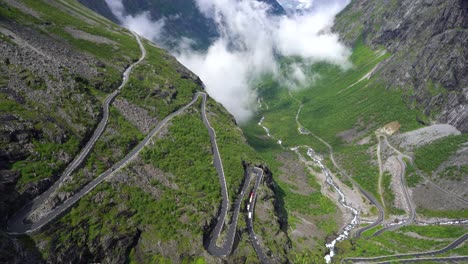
left=105, top=0, right=351, bottom=123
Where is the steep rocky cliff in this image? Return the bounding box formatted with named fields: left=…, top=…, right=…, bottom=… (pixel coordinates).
left=0, top=0, right=136, bottom=261
left=0, top=1, right=287, bottom=263
left=334, top=0, right=468, bottom=132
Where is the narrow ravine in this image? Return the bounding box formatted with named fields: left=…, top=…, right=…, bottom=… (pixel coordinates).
left=258, top=116, right=282, bottom=145
left=287, top=91, right=385, bottom=239
left=257, top=105, right=359, bottom=263
left=306, top=148, right=359, bottom=263
left=291, top=147, right=359, bottom=263
left=257, top=116, right=272, bottom=138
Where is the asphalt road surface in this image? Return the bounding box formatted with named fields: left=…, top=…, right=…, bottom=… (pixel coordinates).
left=376, top=256, right=468, bottom=263
left=202, top=93, right=253, bottom=257
left=372, top=154, right=416, bottom=236
left=246, top=167, right=269, bottom=264
left=8, top=88, right=254, bottom=262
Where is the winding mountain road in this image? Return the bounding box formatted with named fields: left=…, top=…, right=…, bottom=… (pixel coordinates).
left=203, top=94, right=266, bottom=259
left=384, top=135, right=468, bottom=205
left=375, top=255, right=468, bottom=263
left=246, top=167, right=269, bottom=264
left=204, top=96, right=248, bottom=257
left=9, top=87, right=255, bottom=262
left=7, top=33, right=253, bottom=259
left=372, top=136, right=416, bottom=236
left=7, top=31, right=146, bottom=234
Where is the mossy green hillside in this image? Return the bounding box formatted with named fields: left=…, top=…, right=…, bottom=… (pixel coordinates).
left=0, top=0, right=144, bottom=189
left=16, top=0, right=139, bottom=68
left=33, top=106, right=222, bottom=262
left=121, top=40, right=201, bottom=120
left=58, top=106, right=144, bottom=193
left=415, top=134, right=468, bottom=174
left=335, top=225, right=467, bottom=261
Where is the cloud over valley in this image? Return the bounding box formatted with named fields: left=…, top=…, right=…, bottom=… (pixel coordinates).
left=106, top=0, right=351, bottom=122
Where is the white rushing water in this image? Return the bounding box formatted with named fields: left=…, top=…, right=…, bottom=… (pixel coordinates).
left=257, top=116, right=282, bottom=145
left=303, top=148, right=359, bottom=263
left=258, top=101, right=357, bottom=262
left=258, top=116, right=272, bottom=137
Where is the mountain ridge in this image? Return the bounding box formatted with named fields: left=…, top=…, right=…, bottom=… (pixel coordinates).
left=334, top=0, right=468, bottom=132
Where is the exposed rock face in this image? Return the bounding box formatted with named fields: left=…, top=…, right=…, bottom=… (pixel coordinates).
left=113, top=99, right=158, bottom=134
left=334, top=0, right=468, bottom=131
left=79, top=0, right=219, bottom=49
left=0, top=0, right=138, bottom=261
left=0, top=16, right=106, bottom=198
left=38, top=220, right=140, bottom=264
left=0, top=231, right=44, bottom=264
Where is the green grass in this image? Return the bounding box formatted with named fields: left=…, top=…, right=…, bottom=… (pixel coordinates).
left=336, top=225, right=467, bottom=262
left=141, top=105, right=222, bottom=212
left=405, top=161, right=423, bottom=187
left=280, top=181, right=336, bottom=217
left=19, top=0, right=140, bottom=65
left=59, top=106, right=144, bottom=192
left=399, top=225, right=467, bottom=239
left=12, top=137, right=80, bottom=189
left=417, top=208, right=468, bottom=219
left=205, top=97, right=262, bottom=198
left=439, top=165, right=468, bottom=181
left=121, top=40, right=200, bottom=119
left=0, top=31, right=14, bottom=45
left=337, top=228, right=461, bottom=260
left=0, top=93, right=23, bottom=113
left=415, top=134, right=468, bottom=174
left=338, top=143, right=380, bottom=199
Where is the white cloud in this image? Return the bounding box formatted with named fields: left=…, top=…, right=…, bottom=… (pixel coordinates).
left=177, top=0, right=350, bottom=122
left=105, top=0, right=351, bottom=123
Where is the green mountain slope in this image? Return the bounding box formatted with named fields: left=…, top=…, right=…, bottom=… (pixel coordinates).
left=1, top=0, right=466, bottom=263
left=240, top=0, right=468, bottom=261
left=334, top=0, right=468, bottom=132
left=0, top=0, right=288, bottom=263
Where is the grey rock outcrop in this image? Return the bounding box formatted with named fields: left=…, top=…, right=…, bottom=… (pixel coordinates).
left=334, top=0, right=468, bottom=131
